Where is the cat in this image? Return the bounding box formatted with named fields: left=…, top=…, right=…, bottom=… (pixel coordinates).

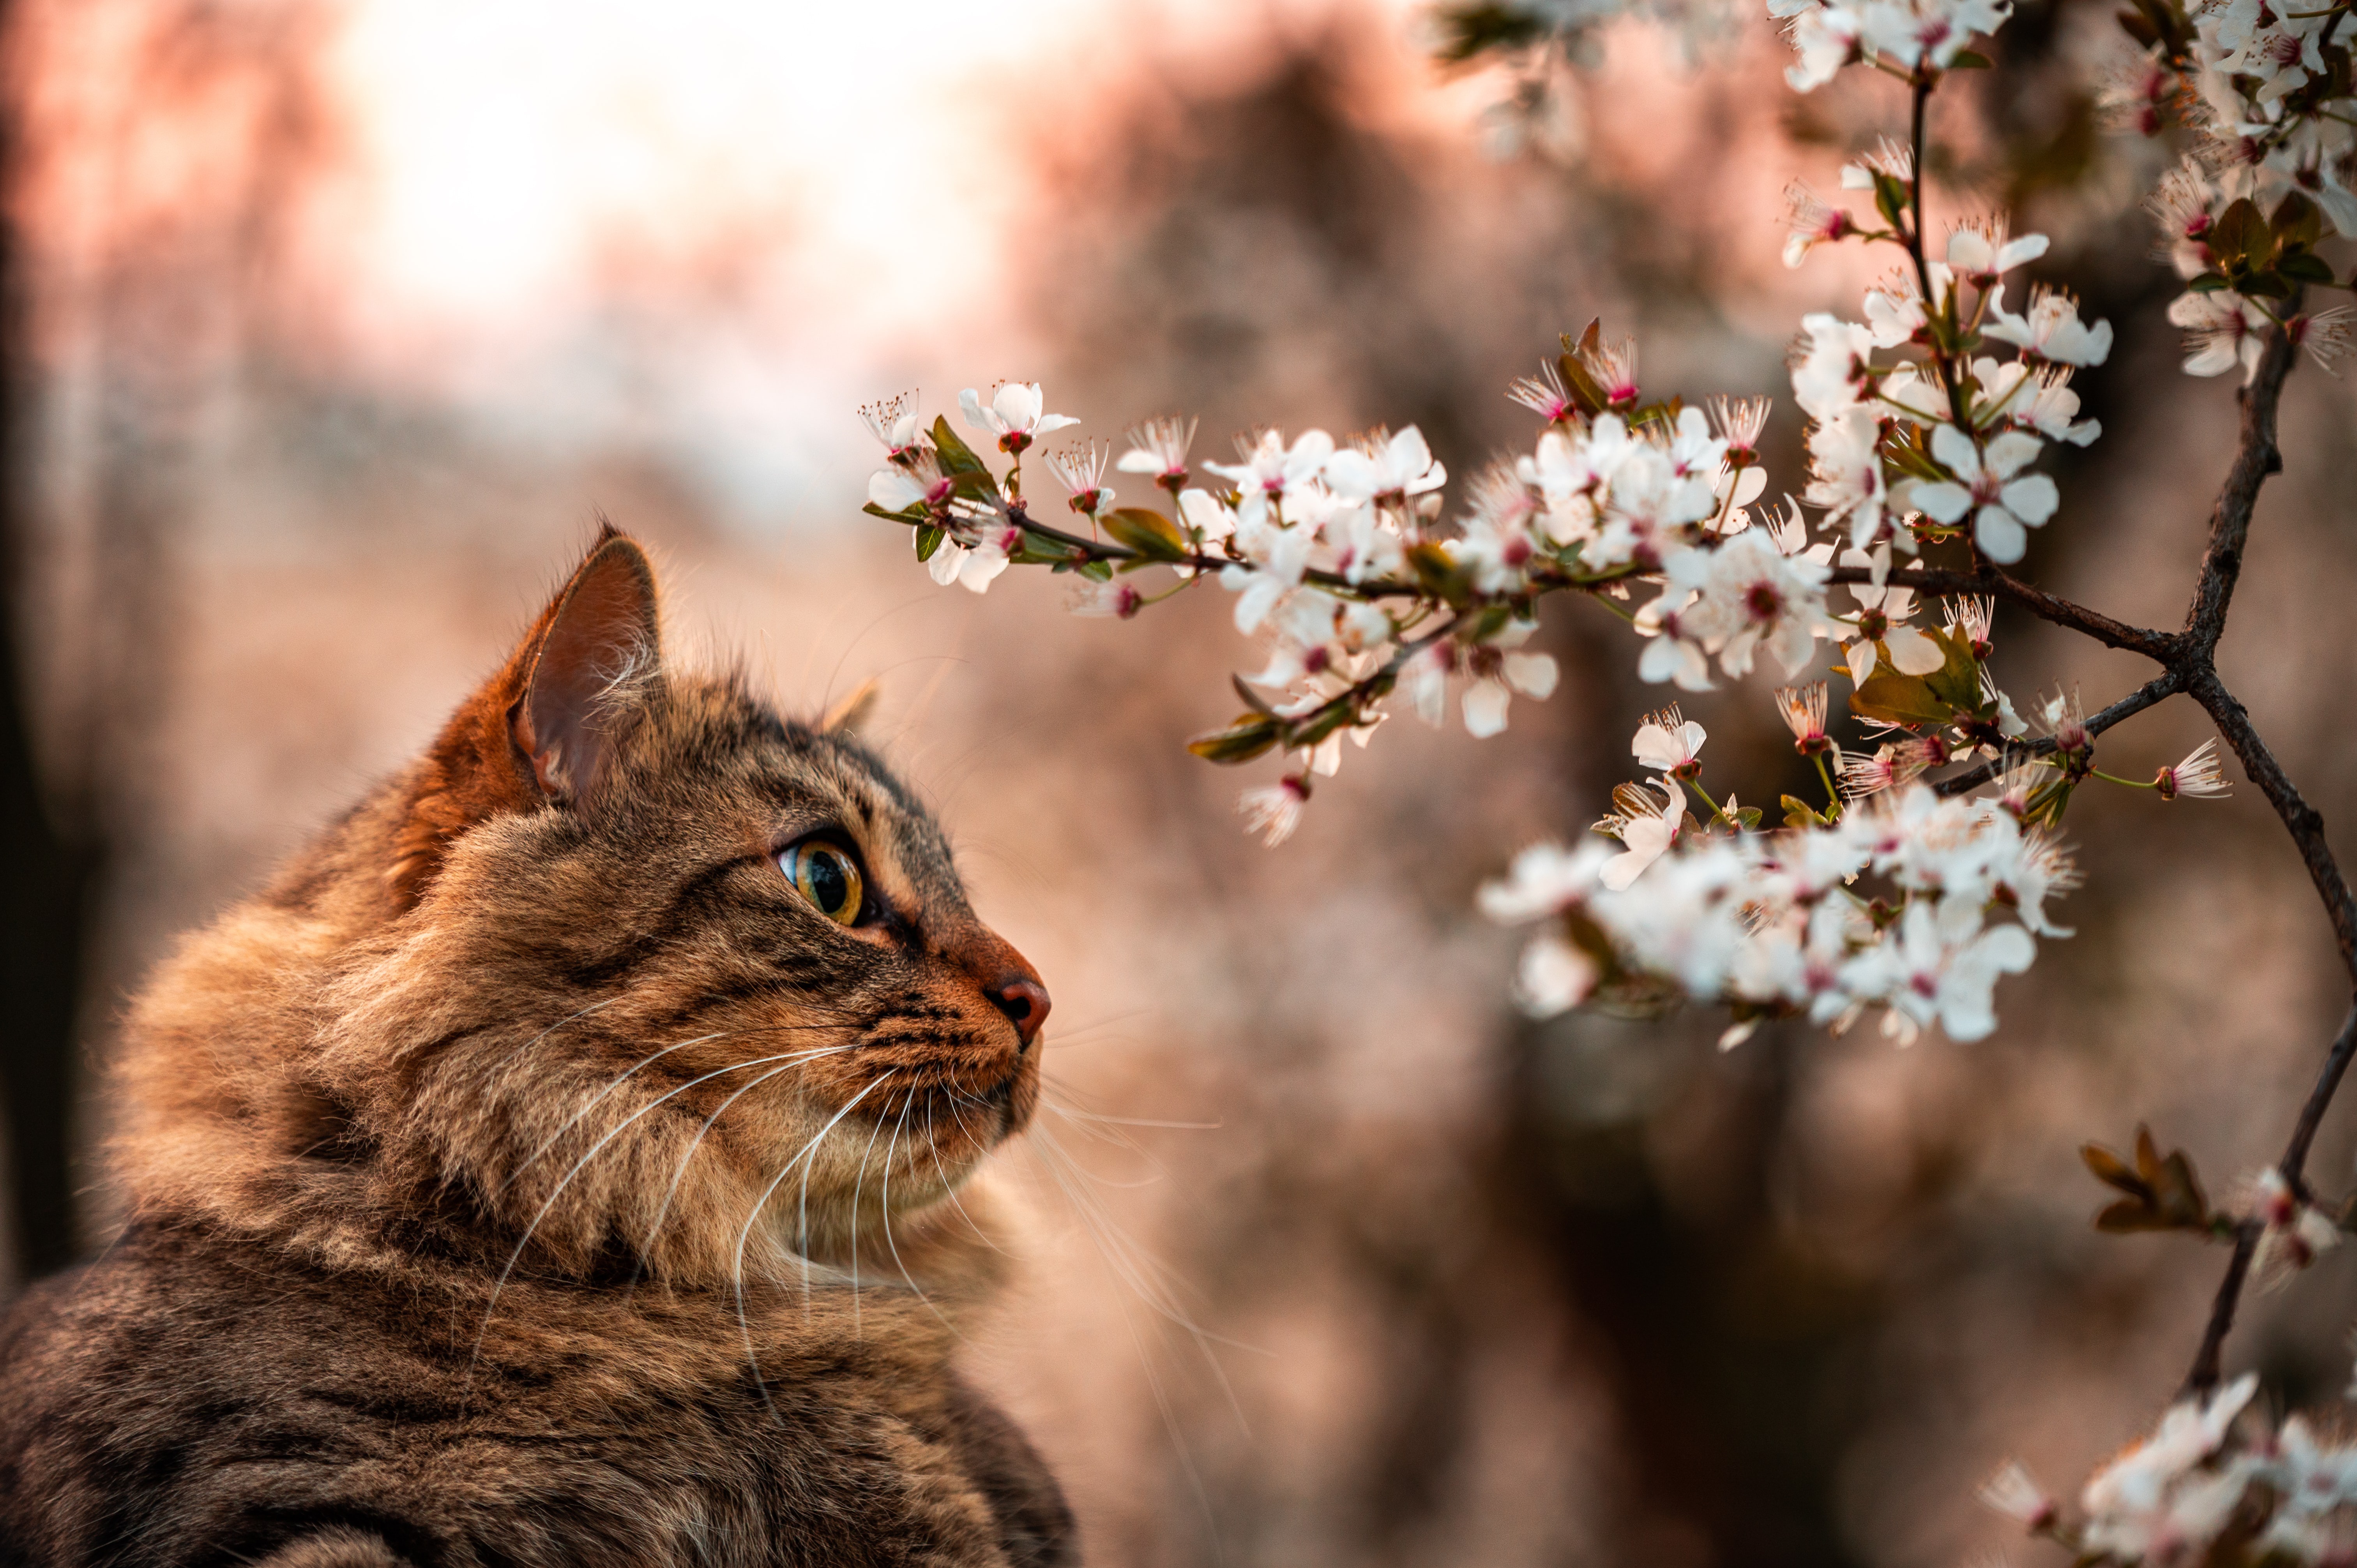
left=0, top=528, right=1075, bottom=1568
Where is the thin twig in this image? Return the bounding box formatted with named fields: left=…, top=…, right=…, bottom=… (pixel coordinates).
left=1829, top=564, right=2178, bottom=660
left=2181, top=1224, right=2261, bottom=1399
left=2278, top=1001, right=2357, bottom=1199
left=2183, top=325, right=2298, bottom=654
left=1929, top=670, right=2182, bottom=798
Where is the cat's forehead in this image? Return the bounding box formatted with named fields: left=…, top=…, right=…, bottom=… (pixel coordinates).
left=656, top=678, right=960, bottom=888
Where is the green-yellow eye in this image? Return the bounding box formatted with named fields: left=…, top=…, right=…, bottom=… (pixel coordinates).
left=781, top=842, right=864, bottom=926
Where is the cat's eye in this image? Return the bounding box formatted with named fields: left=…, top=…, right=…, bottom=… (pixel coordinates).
left=779, top=840, right=865, bottom=926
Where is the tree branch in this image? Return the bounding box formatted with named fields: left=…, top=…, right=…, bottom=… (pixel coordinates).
left=2156, top=319, right=2357, bottom=1398
left=2277, top=1000, right=2357, bottom=1201
left=1929, top=669, right=2182, bottom=797
left=1827, top=564, right=2178, bottom=661
left=2182, top=325, right=2299, bottom=656
left=2181, top=1222, right=2260, bottom=1399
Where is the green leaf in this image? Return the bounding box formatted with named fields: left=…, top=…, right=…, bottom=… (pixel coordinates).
left=1948, top=48, right=1992, bottom=66
left=1012, top=529, right=1071, bottom=566
left=2240, top=270, right=2293, bottom=300
left=1405, top=540, right=1474, bottom=605
left=1781, top=794, right=1822, bottom=829
left=2271, top=191, right=2324, bottom=252
left=1872, top=170, right=1911, bottom=233
left=929, top=415, right=989, bottom=477
left=1463, top=604, right=1514, bottom=643
left=865, top=500, right=926, bottom=525
left=1286, top=703, right=1357, bottom=750
left=1733, top=806, right=1765, bottom=831
left=949, top=468, right=1001, bottom=503
left=1555, top=351, right=1612, bottom=418
left=2210, top=198, right=2270, bottom=270
left=1231, top=675, right=1277, bottom=717
left=1920, top=626, right=1984, bottom=712
left=2187, top=271, right=2231, bottom=293
left=1186, top=713, right=1281, bottom=765
left=1850, top=670, right=1955, bottom=729
left=1099, top=507, right=1191, bottom=562
left=915, top=524, right=945, bottom=562
left=1079, top=558, right=1113, bottom=583
left=2280, top=251, right=2337, bottom=283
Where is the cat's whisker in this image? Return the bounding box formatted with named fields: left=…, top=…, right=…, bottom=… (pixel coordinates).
left=468, top=1046, right=845, bottom=1384
left=1034, top=1092, right=1203, bottom=1185
left=734, top=1072, right=894, bottom=1425
left=622, top=1043, right=862, bottom=1296
left=1025, top=1125, right=1265, bottom=1365
left=846, top=1084, right=898, bottom=1339
left=880, top=1094, right=960, bottom=1340
left=1021, top=1128, right=1232, bottom=1555
left=924, top=1096, right=1009, bottom=1256
left=480, top=995, right=624, bottom=1082
left=1039, top=1079, right=1219, bottom=1134
left=493, top=1026, right=850, bottom=1198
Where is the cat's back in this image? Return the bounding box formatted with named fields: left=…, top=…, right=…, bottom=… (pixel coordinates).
left=0, top=1222, right=1073, bottom=1568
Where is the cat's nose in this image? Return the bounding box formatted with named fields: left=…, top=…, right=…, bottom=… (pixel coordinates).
left=988, top=969, right=1051, bottom=1052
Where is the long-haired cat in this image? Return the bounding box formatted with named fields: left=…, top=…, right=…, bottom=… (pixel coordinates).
left=0, top=529, right=1075, bottom=1567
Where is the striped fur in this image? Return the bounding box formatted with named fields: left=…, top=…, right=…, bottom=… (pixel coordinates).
left=0, top=530, right=1072, bottom=1567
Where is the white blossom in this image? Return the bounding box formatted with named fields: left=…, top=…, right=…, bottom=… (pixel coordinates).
left=1985, top=285, right=2115, bottom=367
left=1908, top=424, right=2057, bottom=563
left=959, top=382, right=1078, bottom=451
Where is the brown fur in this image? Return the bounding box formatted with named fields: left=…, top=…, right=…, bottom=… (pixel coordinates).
left=0, top=530, right=1074, bottom=1567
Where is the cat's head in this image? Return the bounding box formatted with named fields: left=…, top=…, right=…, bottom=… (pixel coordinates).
left=116, top=528, right=1046, bottom=1297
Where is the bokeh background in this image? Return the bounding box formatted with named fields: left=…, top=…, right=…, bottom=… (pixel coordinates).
left=3, top=2, right=2355, bottom=1564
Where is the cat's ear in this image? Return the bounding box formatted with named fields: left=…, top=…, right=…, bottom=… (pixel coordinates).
left=390, top=527, right=661, bottom=905
left=819, top=677, right=882, bottom=739
left=511, top=530, right=662, bottom=801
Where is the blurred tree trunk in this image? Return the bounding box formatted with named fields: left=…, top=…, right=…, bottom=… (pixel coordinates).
left=0, top=0, right=90, bottom=1285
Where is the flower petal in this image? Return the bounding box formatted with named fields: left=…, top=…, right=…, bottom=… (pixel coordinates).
left=1998, top=474, right=2058, bottom=525
left=1463, top=680, right=1511, bottom=738
left=1504, top=651, right=1560, bottom=699
left=1928, top=421, right=1980, bottom=478
left=1975, top=505, right=2027, bottom=563
left=1911, top=480, right=1973, bottom=524
left=1885, top=625, right=1947, bottom=675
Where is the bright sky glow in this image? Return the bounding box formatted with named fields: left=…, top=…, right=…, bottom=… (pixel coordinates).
left=320, top=0, right=1435, bottom=522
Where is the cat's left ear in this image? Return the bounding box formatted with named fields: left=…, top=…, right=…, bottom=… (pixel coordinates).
left=511, top=530, right=662, bottom=802
left=390, top=527, right=660, bottom=906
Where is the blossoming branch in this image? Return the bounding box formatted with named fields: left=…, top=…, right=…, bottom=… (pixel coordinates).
left=844, top=0, right=2357, bottom=1555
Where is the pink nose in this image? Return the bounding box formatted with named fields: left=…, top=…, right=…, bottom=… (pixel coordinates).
left=989, top=972, right=1051, bottom=1051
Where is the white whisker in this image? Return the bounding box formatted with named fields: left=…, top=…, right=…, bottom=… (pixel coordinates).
left=734, top=1073, right=893, bottom=1423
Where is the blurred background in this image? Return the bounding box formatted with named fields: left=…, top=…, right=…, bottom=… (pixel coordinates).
left=3, top=1, right=2356, bottom=1563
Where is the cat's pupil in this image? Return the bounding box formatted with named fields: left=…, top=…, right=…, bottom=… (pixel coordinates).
left=806, top=851, right=849, bottom=915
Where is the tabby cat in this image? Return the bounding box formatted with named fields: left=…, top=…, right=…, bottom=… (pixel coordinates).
left=0, top=529, right=1075, bottom=1567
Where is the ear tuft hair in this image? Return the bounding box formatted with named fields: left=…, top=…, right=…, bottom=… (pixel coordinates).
left=513, top=534, right=662, bottom=801
left=819, top=677, right=882, bottom=739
